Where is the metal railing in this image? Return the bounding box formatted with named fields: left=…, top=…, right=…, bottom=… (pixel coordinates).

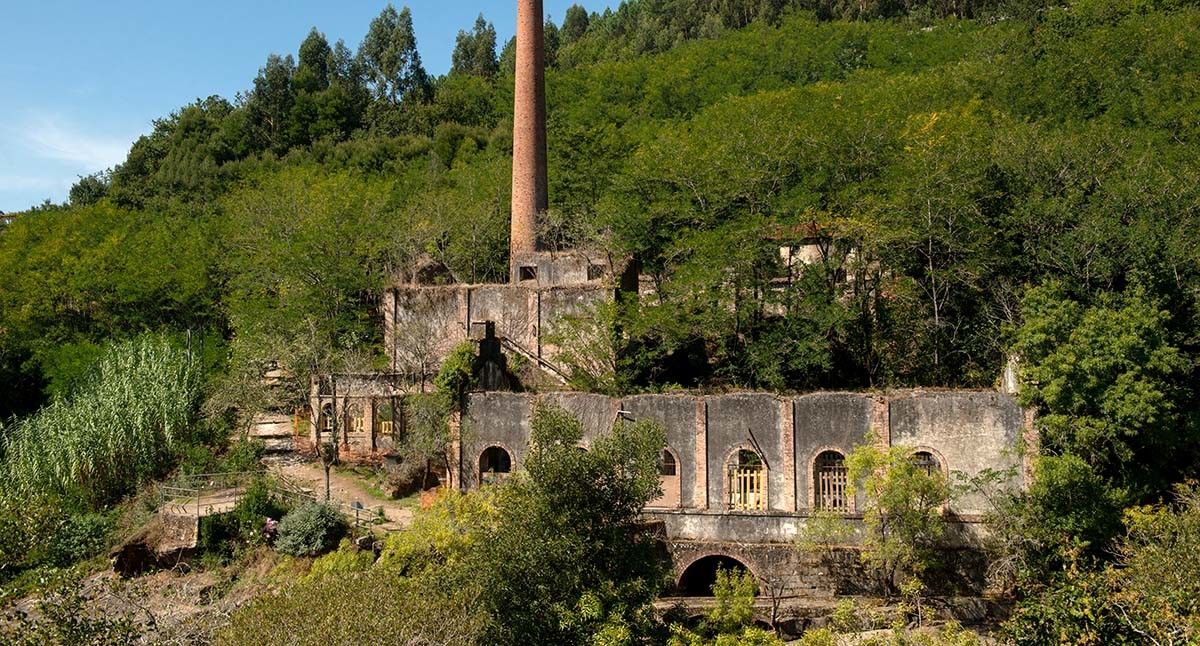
left=271, top=472, right=387, bottom=530
left=498, top=336, right=570, bottom=384
left=158, top=469, right=389, bottom=530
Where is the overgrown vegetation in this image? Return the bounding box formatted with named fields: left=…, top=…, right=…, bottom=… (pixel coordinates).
left=219, top=404, right=669, bottom=645
left=3, top=0, right=1200, bottom=641
left=1, top=334, right=201, bottom=504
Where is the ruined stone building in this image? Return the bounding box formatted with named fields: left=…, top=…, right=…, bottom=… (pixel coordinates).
left=311, top=0, right=1028, bottom=602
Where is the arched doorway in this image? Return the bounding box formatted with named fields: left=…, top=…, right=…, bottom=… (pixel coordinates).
left=677, top=554, right=753, bottom=597
left=479, top=446, right=513, bottom=485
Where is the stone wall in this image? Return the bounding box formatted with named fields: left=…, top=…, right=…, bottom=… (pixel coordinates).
left=385, top=283, right=610, bottom=374
left=460, top=390, right=1027, bottom=529
left=889, top=392, right=1025, bottom=515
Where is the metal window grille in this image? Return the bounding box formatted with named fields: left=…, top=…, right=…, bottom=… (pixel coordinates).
left=815, top=451, right=848, bottom=512
left=911, top=451, right=939, bottom=476
left=729, top=450, right=766, bottom=511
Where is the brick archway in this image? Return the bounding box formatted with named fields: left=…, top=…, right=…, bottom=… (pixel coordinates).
left=674, top=551, right=761, bottom=595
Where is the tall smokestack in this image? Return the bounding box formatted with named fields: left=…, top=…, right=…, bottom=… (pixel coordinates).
left=511, top=0, right=546, bottom=272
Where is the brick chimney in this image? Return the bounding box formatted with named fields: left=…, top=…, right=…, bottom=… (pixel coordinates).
left=510, top=0, right=546, bottom=275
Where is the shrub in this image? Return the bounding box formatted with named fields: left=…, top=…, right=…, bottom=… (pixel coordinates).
left=47, top=512, right=113, bottom=567
left=176, top=443, right=221, bottom=477
left=303, top=539, right=375, bottom=582
left=0, top=494, right=62, bottom=580
left=0, top=578, right=141, bottom=645
left=274, top=502, right=347, bottom=557
left=221, top=438, right=265, bottom=472
left=197, top=478, right=288, bottom=559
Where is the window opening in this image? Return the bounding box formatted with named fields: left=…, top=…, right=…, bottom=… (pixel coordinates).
left=815, top=451, right=848, bottom=512
left=479, top=446, right=513, bottom=485
left=911, top=451, right=940, bottom=476
left=728, top=449, right=766, bottom=511
left=660, top=449, right=677, bottom=477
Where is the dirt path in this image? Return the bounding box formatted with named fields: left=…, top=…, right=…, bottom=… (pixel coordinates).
left=270, top=460, right=414, bottom=532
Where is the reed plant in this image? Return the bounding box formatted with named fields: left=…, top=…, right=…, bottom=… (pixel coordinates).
left=1, top=334, right=202, bottom=506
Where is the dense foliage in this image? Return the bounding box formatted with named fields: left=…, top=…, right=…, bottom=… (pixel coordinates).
left=0, top=334, right=201, bottom=505
left=4, top=0, right=1199, bottom=412
left=219, top=405, right=668, bottom=645
left=3, top=0, right=1200, bottom=640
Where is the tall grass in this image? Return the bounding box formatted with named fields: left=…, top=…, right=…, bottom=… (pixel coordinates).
left=1, top=334, right=202, bottom=505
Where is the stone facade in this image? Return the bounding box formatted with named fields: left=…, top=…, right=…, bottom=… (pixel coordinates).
left=459, top=390, right=1025, bottom=519
left=457, top=389, right=1025, bottom=598
left=383, top=276, right=612, bottom=379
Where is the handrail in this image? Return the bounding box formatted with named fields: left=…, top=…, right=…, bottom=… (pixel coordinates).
left=159, top=469, right=390, bottom=530
left=498, top=336, right=570, bottom=384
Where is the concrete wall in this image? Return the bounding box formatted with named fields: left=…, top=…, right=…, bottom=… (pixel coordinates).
left=705, top=393, right=788, bottom=512
left=510, top=250, right=611, bottom=287
left=540, top=392, right=617, bottom=445
left=622, top=395, right=703, bottom=508
left=387, top=283, right=611, bottom=372
left=889, top=391, right=1025, bottom=515
left=794, top=393, right=876, bottom=513
left=460, top=392, right=532, bottom=488
left=387, top=287, right=468, bottom=365
left=461, top=389, right=1027, bottom=530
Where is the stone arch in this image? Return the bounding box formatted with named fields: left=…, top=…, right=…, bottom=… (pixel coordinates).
left=649, top=447, right=682, bottom=509
left=723, top=445, right=768, bottom=511
left=906, top=445, right=949, bottom=477
left=478, top=445, right=514, bottom=485
left=675, top=553, right=757, bottom=597
left=810, top=447, right=851, bottom=513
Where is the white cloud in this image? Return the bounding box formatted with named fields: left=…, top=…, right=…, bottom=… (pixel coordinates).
left=16, top=115, right=133, bottom=172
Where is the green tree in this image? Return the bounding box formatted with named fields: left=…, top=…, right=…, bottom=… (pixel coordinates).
left=451, top=14, right=499, bottom=78
left=473, top=403, right=667, bottom=645
left=846, top=443, right=952, bottom=595
left=68, top=172, right=109, bottom=206
left=295, top=27, right=332, bottom=93
left=248, top=54, right=296, bottom=153
left=1009, top=282, right=1188, bottom=488
left=561, top=4, right=591, bottom=44
left=359, top=4, right=430, bottom=105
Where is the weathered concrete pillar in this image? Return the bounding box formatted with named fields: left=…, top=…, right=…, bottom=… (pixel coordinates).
left=510, top=0, right=546, bottom=273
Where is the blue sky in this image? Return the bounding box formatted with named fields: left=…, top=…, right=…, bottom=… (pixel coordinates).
left=0, top=1, right=617, bottom=213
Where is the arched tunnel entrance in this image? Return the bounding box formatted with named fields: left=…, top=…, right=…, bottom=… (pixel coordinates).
left=676, top=554, right=753, bottom=597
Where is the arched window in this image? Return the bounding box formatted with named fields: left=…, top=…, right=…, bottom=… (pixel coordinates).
left=650, top=448, right=681, bottom=509
left=728, top=449, right=766, bottom=511
left=911, top=451, right=940, bottom=476
left=814, top=451, right=848, bottom=512
left=660, top=450, right=677, bottom=476
left=479, top=446, right=513, bottom=485
left=319, top=403, right=334, bottom=432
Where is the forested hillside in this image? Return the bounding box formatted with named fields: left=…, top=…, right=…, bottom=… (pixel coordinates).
left=4, top=0, right=1199, bottom=415
left=4, top=0, right=1200, bottom=642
